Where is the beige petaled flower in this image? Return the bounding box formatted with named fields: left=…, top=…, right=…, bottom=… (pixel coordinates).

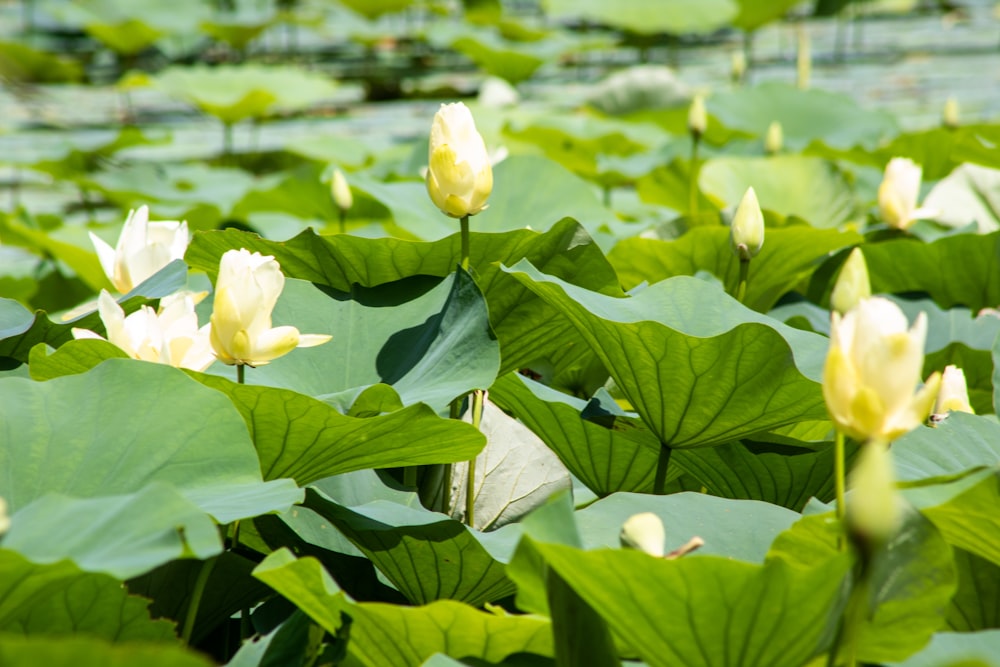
left=764, top=121, right=783, bottom=154
left=209, top=249, right=331, bottom=367
left=331, top=168, right=353, bottom=212
left=0, top=496, right=9, bottom=535
left=72, top=290, right=216, bottom=371
left=934, top=364, right=974, bottom=416
left=620, top=512, right=665, bottom=558
left=90, top=205, right=189, bottom=293
left=426, top=102, right=493, bottom=219
left=688, top=94, right=707, bottom=137
left=878, top=158, right=938, bottom=230
left=830, top=247, right=871, bottom=316
left=823, top=297, right=940, bottom=443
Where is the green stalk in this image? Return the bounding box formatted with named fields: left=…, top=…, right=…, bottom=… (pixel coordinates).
left=466, top=389, right=485, bottom=528
left=460, top=215, right=470, bottom=271
left=688, top=136, right=701, bottom=220
left=181, top=556, right=217, bottom=644
left=237, top=363, right=245, bottom=385
left=735, top=258, right=750, bottom=303
left=834, top=430, right=847, bottom=520
left=653, top=445, right=672, bottom=495
left=338, top=207, right=347, bottom=235
left=403, top=466, right=417, bottom=489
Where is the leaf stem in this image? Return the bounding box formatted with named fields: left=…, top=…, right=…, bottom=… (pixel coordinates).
left=237, top=363, right=245, bottom=385
left=460, top=215, right=471, bottom=271
left=688, top=136, right=701, bottom=220
left=338, top=207, right=347, bottom=235
left=735, top=258, right=750, bottom=303
left=834, top=429, right=846, bottom=524
left=181, top=556, right=217, bottom=645
left=403, top=466, right=417, bottom=489
left=466, top=389, right=485, bottom=528
left=653, top=445, right=672, bottom=495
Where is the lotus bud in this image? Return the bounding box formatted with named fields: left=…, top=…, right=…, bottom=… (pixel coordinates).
left=731, top=50, right=746, bottom=84
left=823, top=297, right=941, bottom=443
left=89, top=205, right=189, bottom=294
left=209, top=249, right=332, bottom=367
left=942, top=97, right=960, bottom=129
left=688, top=94, right=707, bottom=138
left=830, top=247, right=871, bottom=315
left=426, top=102, right=493, bottom=219
left=934, top=365, right=974, bottom=416
left=764, top=121, right=783, bottom=154
left=331, top=168, right=353, bottom=212
left=878, top=158, right=937, bottom=230
left=797, top=27, right=811, bottom=90
left=729, top=187, right=764, bottom=261
left=0, top=497, right=9, bottom=535
left=620, top=512, right=666, bottom=557
left=847, top=440, right=901, bottom=545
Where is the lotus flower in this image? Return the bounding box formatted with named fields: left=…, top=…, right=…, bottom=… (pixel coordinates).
left=730, top=187, right=764, bottom=261
left=934, top=364, right=974, bottom=415
left=426, top=102, right=493, bottom=218
left=73, top=290, right=215, bottom=371
left=878, top=158, right=937, bottom=230
left=90, top=206, right=189, bottom=293
left=209, top=249, right=331, bottom=367
left=823, top=297, right=940, bottom=442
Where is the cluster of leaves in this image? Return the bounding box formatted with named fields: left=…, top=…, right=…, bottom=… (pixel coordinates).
left=3, top=4, right=1000, bottom=667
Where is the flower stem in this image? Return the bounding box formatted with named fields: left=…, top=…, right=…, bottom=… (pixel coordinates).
left=688, top=136, right=701, bottom=220
left=181, top=555, right=217, bottom=645
left=403, top=466, right=417, bottom=489
left=735, top=258, right=750, bottom=303
left=460, top=215, right=470, bottom=271
left=338, top=207, right=346, bottom=235
left=237, top=363, right=245, bottom=385
left=442, top=396, right=463, bottom=516
left=834, top=429, right=847, bottom=550
left=466, top=389, right=485, bottom=528
left=653, top=445, right=672, bottom=495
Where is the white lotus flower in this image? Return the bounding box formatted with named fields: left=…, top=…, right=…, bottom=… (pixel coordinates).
left=72, top=290, right=215, bottom=371
left=878, top=158, right=937, bottom=230
left=90, top=205, right=189, bottom=293
left=426, top=102, right=493, bottom=219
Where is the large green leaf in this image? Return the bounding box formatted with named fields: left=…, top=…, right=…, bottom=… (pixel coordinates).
left=542, top=0, right=737, bottom=35
left=190, top=373, right=486, bottom=486
left=504, top=261, right=829, bottom=448
left=947, top=548, right=1000, bottom=632
left=0, top=260, right=187, bottom=363
left=0, top=550, right=176, bottom=641
left=731, top=0, right=801, bottom=31
left=709, top=83, right=899, bottom=151
left=890, top=630, right=1000, bottom=667
left=489, top=372, right=662, bottom=496
left=186, top=218, right=621, bottom=375
left=0, top=636, right=213, bottom=667
left=862, top=232, right=1000, bottom=311
left=699, top=156, right=857, bottom=229
left=0, top=359, right=302, bottom=523
left=301, top=488, right=517, bottom=606
left=510, top=537, right=848, bottom=667
left=609, top=226, right=861, bottom=311
left=254, top=549, right=553, bottom=666
left=893, top=415, right=1000, bottom=484
left=3, top=484, right=219, bottom=579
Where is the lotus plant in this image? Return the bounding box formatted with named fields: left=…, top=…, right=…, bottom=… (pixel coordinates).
left=209, top=249, right=331, bottom=378
left=426, top=102, right=493, bottom=226
left=72, top=290, right=215, bottom=372
left=729, top=186, right=765, bottom=303
left=90, top=205, right=189, bottom=294
left=934, top=364, right=974, bottom=417
left=878, top=158, right=936, bottom=230
left=830, top=247, right=871, bottom=316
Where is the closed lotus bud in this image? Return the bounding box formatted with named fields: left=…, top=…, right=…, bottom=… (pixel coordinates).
left=426, top=102, right=493, bottom=218
left=942, top=97, right=960, bottom=129
left=764, top=121, right=783, bottom=154
left=209, top=249, right=332, bottom=367
left=878, top=158, right=937, bottom=230
left=331, top=168, right=353, bottom=212
left=830, top=247, right=871, bottom=315
left=620, top=512, right=665, bottom=558
left=847, top=440, right=901, bottom=545
left=823, top=297, right=941, bottom=442
left=73, top=290, right=216, bottom=371
left=934, top=365, right=974, bottom=416
left=688, top=94, right=707, bottom=138
left=730, top=187, right=764, bottom=261
left=797, top=27, right=811, bottom=90
left=0, top=496, right=9, bottom=535
left=89, top=205, right=189, bottom=294
left=731, top=51, right=746, bottom=84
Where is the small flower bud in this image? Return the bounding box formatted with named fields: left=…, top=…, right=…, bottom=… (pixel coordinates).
left=934, top=364, right=974, bottom=416
left=688, top=94, right=707, bottom=138
left=730, top=187, right=764, bottom=261
left=331, top=168, right=353, bottom=212
left=731, top=51, right=746, bottom=84
left=620, top=512, right=665, bottom=558
left=830, top=247, right=871, bottom=315
left=764, top=121, right=783, bottom=155
left=942, top=97, right=960, bottom=129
